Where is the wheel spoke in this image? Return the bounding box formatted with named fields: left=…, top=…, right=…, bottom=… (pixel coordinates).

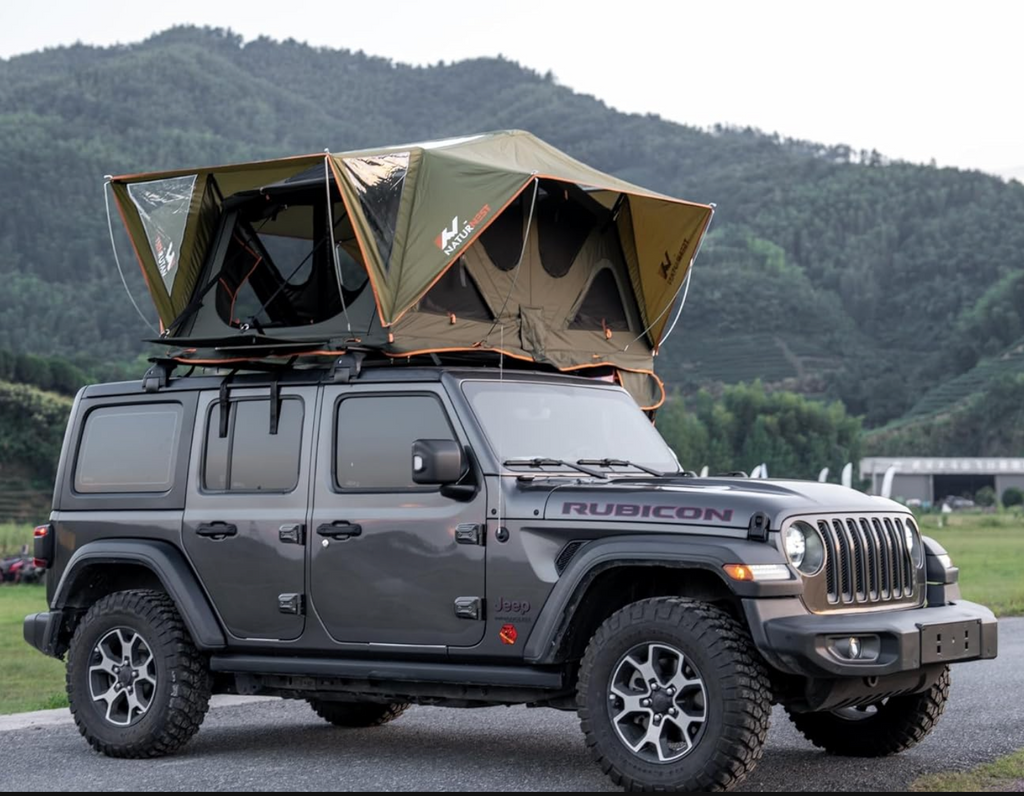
left=89, top=651, right=119, bottom=677
left=624, top=653, right=659, bottom=687
left=666, top=652, right=703, bottom=693
left=612, top=692, right=649, bottom=723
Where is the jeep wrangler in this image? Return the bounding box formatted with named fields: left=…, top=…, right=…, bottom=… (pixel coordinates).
left=25, top=361, right=997, bottom=791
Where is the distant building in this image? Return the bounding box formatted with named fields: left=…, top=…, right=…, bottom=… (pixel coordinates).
left=860, top=457, right=1024, bottom=503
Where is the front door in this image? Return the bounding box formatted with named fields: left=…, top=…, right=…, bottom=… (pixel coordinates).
left=183, top=386, right=316, bottom=641
left=310, top=385, right=486, bottom=647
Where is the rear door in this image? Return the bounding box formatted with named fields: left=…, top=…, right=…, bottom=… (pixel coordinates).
left=309, top=384, right=487, bottom=647
left=183, top=386, right=316, bottom=641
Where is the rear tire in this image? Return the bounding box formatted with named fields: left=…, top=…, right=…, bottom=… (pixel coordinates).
left=787, top=667, right=950, bottom=757
left=577, top=597, right=772, bottom=792
left=308, top=699, right=410, bottom=728
left=67, top=589, right=211, bottom=758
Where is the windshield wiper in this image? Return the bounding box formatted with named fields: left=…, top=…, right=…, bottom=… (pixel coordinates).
left=503, top=458, right=608, bottom=478
left=577, top=458, right=673, bottom=477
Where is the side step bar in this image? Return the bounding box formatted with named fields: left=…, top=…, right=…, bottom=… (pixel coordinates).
left=209, top=655, right=564, bottom=690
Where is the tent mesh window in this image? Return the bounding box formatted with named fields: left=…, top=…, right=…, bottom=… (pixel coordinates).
left=569, top=268, right=630, bottom=331
left=213, top=196, right=362, bottom=329
left=419, top=260, right=493, bottom=322
left=537, top=183, right=600, bottom=278
left=480, top=194, right=524, bottom=271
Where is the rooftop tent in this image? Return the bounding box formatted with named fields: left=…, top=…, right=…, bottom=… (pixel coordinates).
left=109, top=131, right=713, bottom=408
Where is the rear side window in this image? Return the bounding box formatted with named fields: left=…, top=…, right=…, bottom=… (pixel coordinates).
left=335, top=395, right=454, bottom=491
left=204, top=398, right=303, bottom=492
left=75, top=404, right=183, bottom=494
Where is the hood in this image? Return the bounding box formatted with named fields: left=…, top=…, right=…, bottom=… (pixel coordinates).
left=539, top=477, right=903, bottom=530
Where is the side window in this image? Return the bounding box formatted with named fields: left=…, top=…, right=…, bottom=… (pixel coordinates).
left=203, top=398, right=303, bottom=492
left=75, top=403, right=183, bottom=493
left=335, top=394, right=454, bottom=491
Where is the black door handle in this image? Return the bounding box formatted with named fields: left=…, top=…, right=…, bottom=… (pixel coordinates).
left=316, top=522, right=362, bottom=540
left=195, top=522, right=238, bottom=540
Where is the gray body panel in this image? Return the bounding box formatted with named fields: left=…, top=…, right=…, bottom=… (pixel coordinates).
left=181, top=386, right=318, bottom=642
left=308, top=382, right=487, bottom=648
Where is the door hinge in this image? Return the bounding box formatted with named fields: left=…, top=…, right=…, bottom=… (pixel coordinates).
left=278, top=593, right=305, bottom=615
left=454, top=596, right=483, bottom=621
left=279, top=524, right=305, bottom=545
left=455, top=523, right=484, bottom=546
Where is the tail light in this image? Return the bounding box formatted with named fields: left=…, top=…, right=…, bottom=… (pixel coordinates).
left=33, top=524, right=54, bottom=569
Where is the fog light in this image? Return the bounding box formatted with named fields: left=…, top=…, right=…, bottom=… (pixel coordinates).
left=827, top=635, right=880, bottom=662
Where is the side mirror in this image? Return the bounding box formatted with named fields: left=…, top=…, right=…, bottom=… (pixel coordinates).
left=412, top=439, right=464, bottom=485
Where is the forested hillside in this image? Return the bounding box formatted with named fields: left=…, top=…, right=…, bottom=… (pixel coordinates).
left=1, top=26, right=1023, bottom=428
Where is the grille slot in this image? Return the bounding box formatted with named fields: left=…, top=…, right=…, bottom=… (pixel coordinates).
left=555, top=541, right=584, bottom=575
left=807, top=514, right=921, bottom=612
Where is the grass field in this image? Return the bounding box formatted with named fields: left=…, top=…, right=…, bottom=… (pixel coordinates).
left=0, top=584, right=67, bottom=714
left=912, top=749, right=1024, bottom=792
left=919, top=512, right=1024, bottom=617
left=0, top=522, right=33, bottom=555
left=0, top=513, right=1021, bottom=716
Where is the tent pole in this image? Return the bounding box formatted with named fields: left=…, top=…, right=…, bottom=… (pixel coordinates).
left=324, top=154, right=352, bottom=333
left=658, top=204, right=715, bottom=349
left=104, top=178, right=159, bottom=336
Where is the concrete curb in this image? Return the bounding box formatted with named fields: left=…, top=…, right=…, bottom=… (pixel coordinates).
left=0, top=695, right=276, bottom=732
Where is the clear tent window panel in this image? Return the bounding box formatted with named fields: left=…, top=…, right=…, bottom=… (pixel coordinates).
left=126, top=175, right=197, bottom=293
left=341, top=153, right=409, bottom=270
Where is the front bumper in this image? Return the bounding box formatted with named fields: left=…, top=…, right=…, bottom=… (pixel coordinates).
left=24, top=611, right=64, bottom=658
left=745, top=598, right=998, bottom=678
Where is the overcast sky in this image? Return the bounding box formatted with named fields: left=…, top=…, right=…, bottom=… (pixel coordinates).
left=3, top=1, right=1021, bottom=178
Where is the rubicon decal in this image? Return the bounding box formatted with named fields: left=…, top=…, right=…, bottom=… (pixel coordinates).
left=562, top=502, right=733, bottom=522
left=435, top=204, right=491, bottom=257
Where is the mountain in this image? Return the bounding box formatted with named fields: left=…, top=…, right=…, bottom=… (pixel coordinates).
left=2, top=26, right=1023, bottom=430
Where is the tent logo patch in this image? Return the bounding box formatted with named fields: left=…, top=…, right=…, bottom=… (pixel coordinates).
left=435, top=204, right=491, bottom=257
left=658, top=237, right=690, bottom=283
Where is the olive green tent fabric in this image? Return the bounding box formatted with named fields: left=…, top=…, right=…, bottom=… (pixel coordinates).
left=111, top=131, right=711, bottom=338
left=108, top=131, right=712, bottom=408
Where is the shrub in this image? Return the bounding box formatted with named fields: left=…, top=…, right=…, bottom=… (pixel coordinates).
left=1003, top=487, right=1024, bottom=508
left=975, top=486, right=997, bottom=507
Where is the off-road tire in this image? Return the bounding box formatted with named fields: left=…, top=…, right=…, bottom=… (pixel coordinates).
left=67, top=589, right=211, bottom=758
left=577, top=597, right=772, bottom=792
left=787, top=666, right=950, bottom=757
left=308, top=699, right=410, bottom=728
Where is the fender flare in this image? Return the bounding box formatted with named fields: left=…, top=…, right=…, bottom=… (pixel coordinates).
left=523, top=534, right=801, bottom=664
left=52, top=539, right=227, bottom=650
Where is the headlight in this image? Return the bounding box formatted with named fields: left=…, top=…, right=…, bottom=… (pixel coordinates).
left=903, top=520, right=925, bottom=567
left=785, top=521, right=826, bottom=576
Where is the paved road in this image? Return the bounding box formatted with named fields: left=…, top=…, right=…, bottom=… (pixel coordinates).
left=4, top=619, right=1021, bottom=792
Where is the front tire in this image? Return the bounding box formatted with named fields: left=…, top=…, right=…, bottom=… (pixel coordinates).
left=577, top=597, right=772, bottom=792
left=67, top=589, right=211, bottom=758
left=787, top=667, right=950, bottom=757
left=308, top=699, right=410, bottom=728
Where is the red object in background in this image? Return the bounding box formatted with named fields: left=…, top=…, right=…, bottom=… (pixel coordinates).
left=499, top=624, right=518, bottom=645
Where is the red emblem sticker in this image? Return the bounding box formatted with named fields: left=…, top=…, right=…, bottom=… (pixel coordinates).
left=499, top=624, right=518, bottom=645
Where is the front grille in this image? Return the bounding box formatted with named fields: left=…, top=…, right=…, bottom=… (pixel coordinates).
left=801, top=514, right=922, bottom=613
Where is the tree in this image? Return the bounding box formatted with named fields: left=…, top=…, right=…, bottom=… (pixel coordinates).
left=658, top=382, right=861, bottom=480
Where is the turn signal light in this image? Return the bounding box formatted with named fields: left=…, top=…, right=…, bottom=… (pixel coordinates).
left=723, top=563, right=792, bottom=582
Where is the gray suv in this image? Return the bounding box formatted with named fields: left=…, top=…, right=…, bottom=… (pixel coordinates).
left=24, top=360, right=997, bottom=792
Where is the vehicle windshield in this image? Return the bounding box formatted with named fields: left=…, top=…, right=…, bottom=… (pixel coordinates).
left=462, top=381, right=680, bottom=474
